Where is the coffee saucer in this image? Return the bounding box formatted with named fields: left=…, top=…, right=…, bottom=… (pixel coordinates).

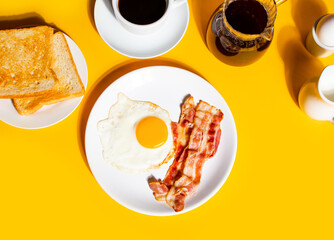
left=94, top=0, right=189, bottom=59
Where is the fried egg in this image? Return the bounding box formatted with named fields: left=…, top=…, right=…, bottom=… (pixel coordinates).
left=97, top=93, right=174, bottom=173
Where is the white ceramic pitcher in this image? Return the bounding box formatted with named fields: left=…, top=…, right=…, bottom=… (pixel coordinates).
left=298, top=65, right=334, bottom=123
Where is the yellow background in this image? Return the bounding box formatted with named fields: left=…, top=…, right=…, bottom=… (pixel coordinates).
left=1, top=0, right=334, bottom=239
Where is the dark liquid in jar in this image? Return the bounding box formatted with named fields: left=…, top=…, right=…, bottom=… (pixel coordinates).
left=208, top=0, right=271, bottom=66
left=225, top=0, right=268, bottom=34
left=118, top=0, right=166, bottom=25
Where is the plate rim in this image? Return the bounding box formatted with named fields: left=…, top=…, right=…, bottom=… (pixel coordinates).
left=84, top=66, right=237, bottom=216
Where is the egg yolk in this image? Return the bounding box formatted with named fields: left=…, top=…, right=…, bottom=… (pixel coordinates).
left=136, top=116, right=168, bottom=149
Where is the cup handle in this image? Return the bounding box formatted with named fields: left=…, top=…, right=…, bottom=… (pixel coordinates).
left=330, top=117, right=334, bottom=124
left=275, top=0, right=287, bottom=6
left=172, top=0, right=187, bottom=8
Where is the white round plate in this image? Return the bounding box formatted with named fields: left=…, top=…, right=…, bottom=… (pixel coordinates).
left=85, top=66, right=237, bottom=216
left=0, top=34, right=88, bottom=129
left=94, top=0, right=189, bottom=58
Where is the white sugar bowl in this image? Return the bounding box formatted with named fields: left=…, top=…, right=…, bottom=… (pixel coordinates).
left=299, top=65, right=334, bottom=123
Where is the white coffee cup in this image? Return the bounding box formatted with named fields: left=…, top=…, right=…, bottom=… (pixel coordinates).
left=111, top=0, right=187, bottom=35
left=306, top=14, right=334, bottom=58
left=298, top=65, right=334, bottom=123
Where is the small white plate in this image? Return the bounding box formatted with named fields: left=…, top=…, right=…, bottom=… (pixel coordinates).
left=94, top=0, right=189, bottom=58
left=85, top=66, right=237, bottom=216
left=0, top=34, right=88, bottom=129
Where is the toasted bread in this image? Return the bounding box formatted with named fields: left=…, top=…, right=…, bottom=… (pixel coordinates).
left=0, top=26, right=56, bottom=98
left=13, top=32, right=85, bottom=115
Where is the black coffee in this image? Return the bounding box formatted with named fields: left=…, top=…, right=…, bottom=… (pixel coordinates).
left=225, top=0, right=268, bottom=34
left=118, top=0, right=166, bottom=25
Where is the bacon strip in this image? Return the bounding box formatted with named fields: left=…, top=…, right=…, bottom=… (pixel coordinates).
left=149, top=96, right=195, bottom=201
left=149, top=96, right=224, bottom=212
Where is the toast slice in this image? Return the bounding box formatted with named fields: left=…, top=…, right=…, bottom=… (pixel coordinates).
left=13, top=32, right=85, bottom=115
left=0, top=26, right=56, bottom=98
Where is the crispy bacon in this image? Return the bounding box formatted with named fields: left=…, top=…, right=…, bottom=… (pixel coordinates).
left=149, top=96, right=195, bottom=201
left=149, top=96, right=224, bottom=212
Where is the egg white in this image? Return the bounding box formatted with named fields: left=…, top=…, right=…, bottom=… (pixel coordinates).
left=97, top=93, right=174, bottom=173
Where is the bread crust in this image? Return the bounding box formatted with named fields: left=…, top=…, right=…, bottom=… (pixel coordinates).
left=12, top=32, right=85, bottom=115
left=0, top=26, right=57, bottom=98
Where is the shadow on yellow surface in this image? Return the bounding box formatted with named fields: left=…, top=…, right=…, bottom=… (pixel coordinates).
left=291, top=0, right=327, bottom=42
left=77, top=58, right=204, bottom=173
left=0, top=12, right=62, bottom=32
left=276, top=0, right=328, bottom=106
left=88, top=0, right=97, bottom=32
left=277, top=26, right=324, bottom=106
left=191, top=0, right=222, bottom=43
